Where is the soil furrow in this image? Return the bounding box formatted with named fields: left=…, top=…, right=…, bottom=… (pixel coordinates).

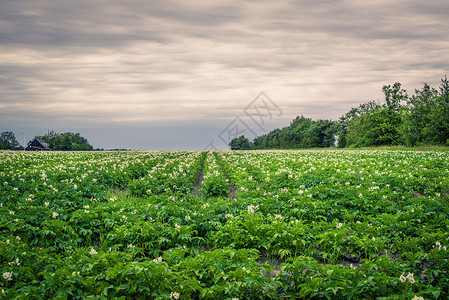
left=192, top=152, right=207, bottom=196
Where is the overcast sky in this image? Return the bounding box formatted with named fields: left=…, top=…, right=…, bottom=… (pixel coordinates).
left=1, top=0, right=448, bottom=150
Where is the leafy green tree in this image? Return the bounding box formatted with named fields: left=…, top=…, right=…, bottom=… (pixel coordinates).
left=323, top=122, right=338, bottom=147
left=346, top=108, right=401, bottom=147
left=402, top=83, right=437, bottom=146
left=290, top=116, right=313, bottom=148
left=337, top=101, right=380, bottom=148
left=401, top=76, right=449, bottom=146
left=0, top=131, right=22, bottom=150
left=342, top=82, right=406, bottom=148
left=35, top=131, right=94, bottom=151
left=382, top=82, right=408, bottom=112
left=431, top=76, right=449, bottom=145
left=229, top=135, right=253, bottom=150
left=253, top=116, right=337, bottom=149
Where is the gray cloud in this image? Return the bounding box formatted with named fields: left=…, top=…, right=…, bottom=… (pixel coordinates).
left=1, top=0, right=448, bottom=149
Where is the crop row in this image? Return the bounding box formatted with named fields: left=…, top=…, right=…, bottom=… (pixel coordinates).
left=1, top=150, right=449, bottom=299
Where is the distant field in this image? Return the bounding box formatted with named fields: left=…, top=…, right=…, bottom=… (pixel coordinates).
left=348, top=145, right=449, bottom=152
left=1, top=150, right=448, bottom=299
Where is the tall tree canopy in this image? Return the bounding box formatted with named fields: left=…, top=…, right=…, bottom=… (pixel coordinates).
left=402, top=76, right=449, bottom=146
left=338, top=76, right=449, bottom=147
left=229, top=135, right=253, bottom=150
left=31, top=131, right=94, bottom=151
left=0, top=131, right=22, bottom=150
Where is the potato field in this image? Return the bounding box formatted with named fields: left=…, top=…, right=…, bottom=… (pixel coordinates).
left=1, top=150, right=448, bottom=299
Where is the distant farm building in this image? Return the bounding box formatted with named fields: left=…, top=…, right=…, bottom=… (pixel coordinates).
left=26, top=138, right=51, bottom=151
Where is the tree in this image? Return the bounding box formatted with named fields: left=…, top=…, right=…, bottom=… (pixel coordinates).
left=338, top=101, right=379, bottom=147
left=401, top=76, right=449, bottom=146
left=0, top=131, right=22, bottom=150
left=346, top=108, right=402, bottom=147
left=402, top=83, right=437, bottom=146
left=34, top=131, right=94, bottom=151
left=229, top=136, right=253, bottom=150
left=382, top=82, right=408, bottom=112
left=252, top=116, right=337, bottom=149
left=340, top=82, right=408, bottom=148
left=431, top=76, right=449, bottom=145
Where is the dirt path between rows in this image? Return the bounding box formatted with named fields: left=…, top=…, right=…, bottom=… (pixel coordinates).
left=213, top=153, right=237, bottom=199
left=192, top=153, right=207, bottom=196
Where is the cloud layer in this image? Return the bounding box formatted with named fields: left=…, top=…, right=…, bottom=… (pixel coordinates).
left=1, top=0, right=448, bottom=149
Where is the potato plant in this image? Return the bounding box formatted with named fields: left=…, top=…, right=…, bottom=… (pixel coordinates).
left=1, top=150, right=448, bottom=299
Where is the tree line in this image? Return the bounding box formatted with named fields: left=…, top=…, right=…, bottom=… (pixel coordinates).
left=338, top=76, right=449, bottom=147
left=229, top=117, right=337, bottom=150
left=230, top=76, right=449, bottom=150
left=36, top=131, right=94, bottom=151
left=0, top=131, right=93, bottom=151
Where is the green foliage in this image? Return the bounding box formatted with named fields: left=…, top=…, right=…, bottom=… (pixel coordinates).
left=200, top=153, right=230, bottom=198
left=0, top=131, right=22, bottom=150
left=402, top=83, right=437, bottom=146
left=229, top=135, right=253, bottom=150
left=402, top=76, right=449, bottom=146
left=339, top=77, right=449, bottom=148
left=346, top=108, right=402, bottom=147
left=1, top=150, right=449, bottom=299
left=337, top=102, right=380, bottom=148
left=253, top=116, right=337, bottom=149
left=344, top=84, right=404, bottom=148
left=34, top=131, right=94, bottom=151
left=382, top=82, right=408, bottom=112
